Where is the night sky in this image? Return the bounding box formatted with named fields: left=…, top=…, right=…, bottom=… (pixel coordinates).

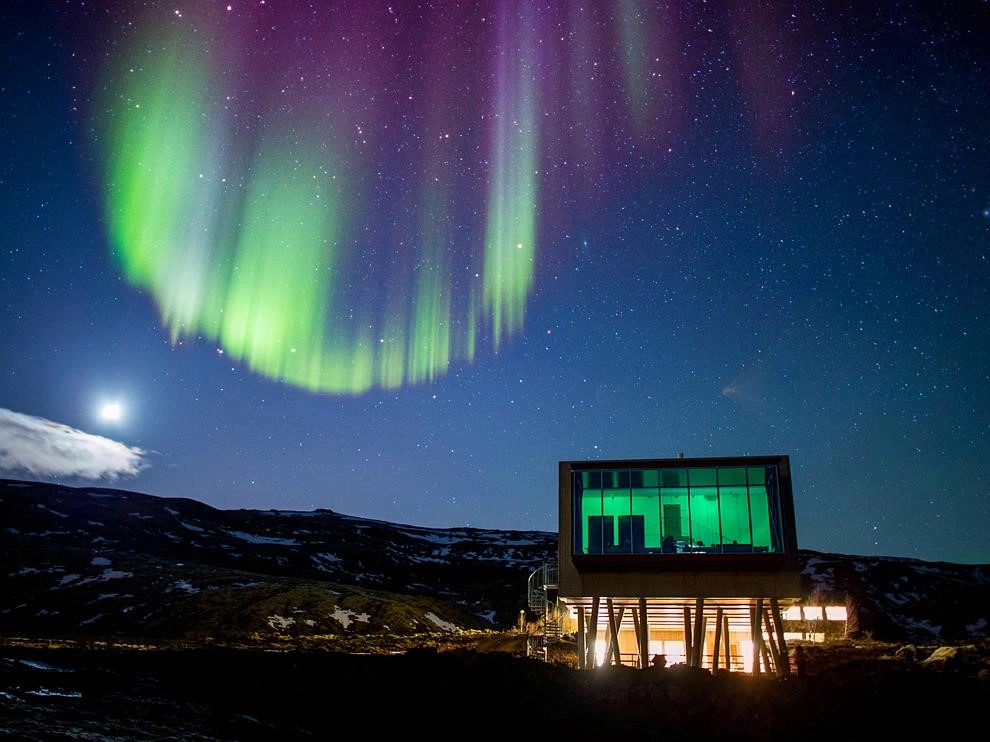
left=2, top=1, right=988, bottom=564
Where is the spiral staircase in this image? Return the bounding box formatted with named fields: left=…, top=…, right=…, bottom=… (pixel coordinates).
left=525, top=561, right=562, bottom=660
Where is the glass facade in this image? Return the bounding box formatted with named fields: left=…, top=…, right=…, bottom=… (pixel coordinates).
left=573, top=464, right=785, bottom=556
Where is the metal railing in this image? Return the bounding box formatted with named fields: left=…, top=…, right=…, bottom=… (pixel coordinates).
left=527, top=561, right=558, bottom=611
left=526, top=562, right=561, bottom=660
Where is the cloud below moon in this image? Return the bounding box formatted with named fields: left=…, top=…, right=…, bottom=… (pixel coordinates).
left=0, top=407, right=148, bottom=481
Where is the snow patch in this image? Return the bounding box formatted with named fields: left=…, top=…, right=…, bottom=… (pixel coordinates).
left=268, top=615, right=296, bottom=630
left=98, top=569, right=133, bottom=580
left=331, top=606, right=370, bottom=628
left=425, top=612, right=458, bottom=632
left=224, top=530, right=299, bottom=546
left=56, top=569, right=132, bottom=588
left=900, top=616, right=942, bottom=638
left=168, top=580, right=199, bottom=594
left=396, top=529, right=467, bottom=545
left=965, top=617, right=988, bottom=633
left=17, top=659, right=73, bottom=672
left=310, top=553, right=342, bottom=572
left=26, top=688, right=82, bottom=698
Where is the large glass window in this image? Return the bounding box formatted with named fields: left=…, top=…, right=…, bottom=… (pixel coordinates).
left=718, top=467, right=749, bottom=549
left=631, top=470, right=660, bottom=552
left=577, top=471, right=604, bottom=555
left=687, top=468, right=719, bottom=548
left=573, top=462, right=785, bottom=556
left=602, top=482, right=629, bottom=553
left=749, top=465, right=784, bottom=552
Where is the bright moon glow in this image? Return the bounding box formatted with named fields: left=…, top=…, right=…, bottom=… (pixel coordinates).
left=99, top=402, right=123, bottom=422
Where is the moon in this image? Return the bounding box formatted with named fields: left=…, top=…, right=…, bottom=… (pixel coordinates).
left=99, top=402, right=123, bottom=422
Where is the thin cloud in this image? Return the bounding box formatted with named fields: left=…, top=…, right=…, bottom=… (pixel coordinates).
left=0, top=407, right=149, bottom=480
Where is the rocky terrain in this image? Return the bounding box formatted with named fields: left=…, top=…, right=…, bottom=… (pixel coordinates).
left=1, top=635, right=988, bottom=740
left=2, top=478, right=990, bottom=739
left=1, top=478, right=553, bottom=641
left=3, top=478, right=989, bottom=646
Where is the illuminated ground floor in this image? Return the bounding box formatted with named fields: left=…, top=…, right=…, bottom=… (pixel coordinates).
left=539, top=595, right=848, bottom=676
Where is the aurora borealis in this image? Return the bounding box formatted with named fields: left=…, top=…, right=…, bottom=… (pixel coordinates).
left=96, top=3, right=547, bottom=393
left=91, top=1, right=800, bottom=394
left=2, top=1, right=989, bottom=564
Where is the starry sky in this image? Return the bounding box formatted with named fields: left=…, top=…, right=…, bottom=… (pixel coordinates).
left=2, top=1, right=988, bottom=564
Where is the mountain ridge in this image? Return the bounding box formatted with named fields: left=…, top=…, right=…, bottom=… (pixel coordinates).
left=3, top=477, right=989, bottom=646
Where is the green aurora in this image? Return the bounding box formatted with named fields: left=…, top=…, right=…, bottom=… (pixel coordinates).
left=96, top=20, right=537, bottom=395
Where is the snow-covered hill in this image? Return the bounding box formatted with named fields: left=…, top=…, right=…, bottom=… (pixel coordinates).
left=2, top=478, right=988, bottom=644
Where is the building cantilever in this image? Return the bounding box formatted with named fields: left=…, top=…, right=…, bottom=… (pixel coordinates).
left=554, top=454, right=802, bottom=676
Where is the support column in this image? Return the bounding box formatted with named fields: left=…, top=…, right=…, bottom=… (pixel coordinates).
left=586, top=597, right=600, bottom=669
left=722, top=613, right=732, bottom=671
left=605, top=601, right=625, bottom=666
left=762, top=606, right=781, bottom=675
left=576, top=607, right=586, bottom=670
left=637, top=597, right=649, bottom=670
left=760, top=635, right=773, bottom=674
left=751, top=599, right=763, bottom=676
left=712, top=606, right=724, bottom=674
left=770, top=598, right=791, bottom=677
left=692, top=598, right=705, bottom=668
left=683, top=606, right=693, bottom=666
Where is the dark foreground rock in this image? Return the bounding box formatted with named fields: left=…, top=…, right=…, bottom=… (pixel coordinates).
left=1, top=639, right=988, bottom=740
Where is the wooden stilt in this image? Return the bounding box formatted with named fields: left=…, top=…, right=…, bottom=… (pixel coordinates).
left=683, top=606, right=693, bottom=666
left=605, top=602, right=625, bottom=666
left=713, top=606, right=724, bottom=674
left=638, top=597, right=649, bottom=670
left=762, top=605, right=781, bottom=674
left=770, top=598, right=791, bottom=677
left=692, top=599, right=705, bottom=667
left=577, top=608, right=586, bottom=670
left=760, top=635, right=773, bottom=674
left=631, top=606, right=641, bottom=667
left=751, top=599, right=763, bottom=676
left=587, top=597, right=600, bottom=668
left=723, top=613, right=732, bottom=671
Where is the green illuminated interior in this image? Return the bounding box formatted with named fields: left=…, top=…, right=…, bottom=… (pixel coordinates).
left=574, top=465, right=783, bottom=556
